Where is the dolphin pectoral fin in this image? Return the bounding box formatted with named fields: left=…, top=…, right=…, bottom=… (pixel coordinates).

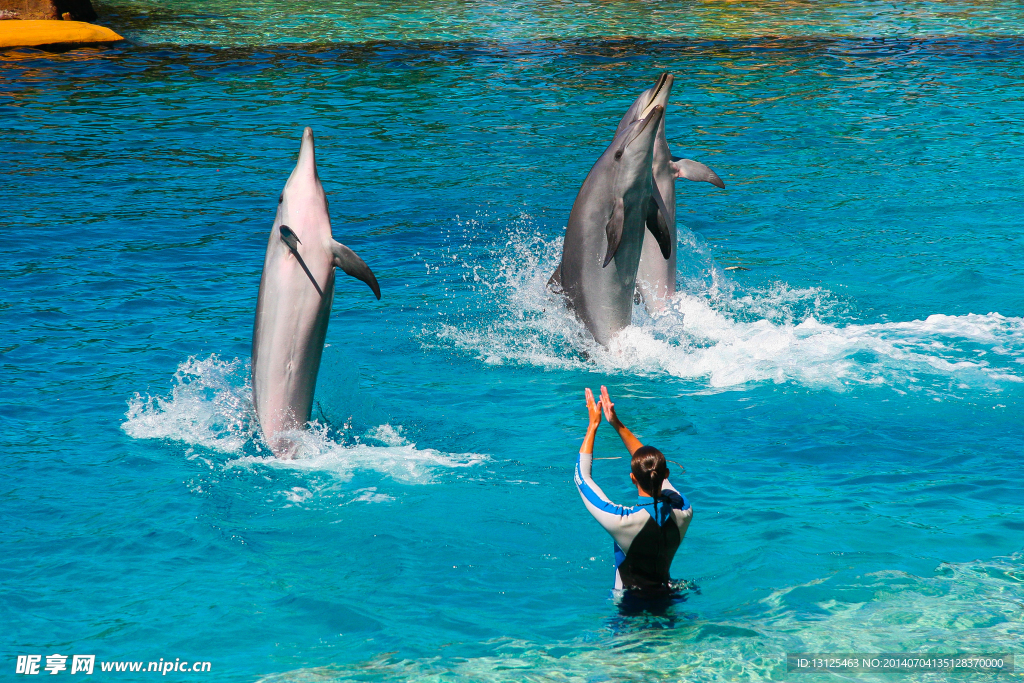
left=670, top=157, right=725, bottom=189
left=280, top=225, right=325, bottom=298
left=645, top=196, right=672, bottom=260
left=547, top=262, right=564, bottom=294
left=651, top=183, right=670, bottom=219
left=603, top=197, right=625, bottom=268
left=280, top=224, right=302, bottom=250
left=331, top=240, right=381, bottom=300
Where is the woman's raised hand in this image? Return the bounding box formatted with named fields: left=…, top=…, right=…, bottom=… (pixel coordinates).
left=585, top=387, right=602, bottom=427
left=600, top=385, right=621, bottom=426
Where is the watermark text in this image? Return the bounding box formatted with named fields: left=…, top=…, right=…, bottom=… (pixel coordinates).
left=787, top=653, right=1013, bottom=673
left=16, top=655, right=211, bottom=675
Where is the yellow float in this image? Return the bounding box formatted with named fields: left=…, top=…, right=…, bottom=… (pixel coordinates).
left=0, top=19, right=122, bottom=49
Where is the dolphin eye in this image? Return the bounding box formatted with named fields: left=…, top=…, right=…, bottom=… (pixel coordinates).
left=615, top=150, right=623, bottom=160
left=278, top=193, right=283, bottom=205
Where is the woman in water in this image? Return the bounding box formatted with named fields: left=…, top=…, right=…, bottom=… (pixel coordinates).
left=575, top=386, right=693, bottom=594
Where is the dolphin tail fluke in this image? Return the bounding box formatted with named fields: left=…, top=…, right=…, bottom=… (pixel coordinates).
left=331, top=240, right=381, bottom=299
left=603, top=197, right=625, bottom=268
left=670, top=157, right=725, bottom=189
left=547, top=262, right=564, bottom=294
left=645, top=196, right=672, bottom=260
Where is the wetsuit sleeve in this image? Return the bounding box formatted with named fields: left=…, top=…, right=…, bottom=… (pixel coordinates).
left=575, top=451, right=634, bottom=535
left=660, top=479, right=691, bottom=511
left=661, top=479, right=694, bottom=535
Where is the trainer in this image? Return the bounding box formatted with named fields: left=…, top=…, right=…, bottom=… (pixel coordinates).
left=575, top=385, right=693, bottom=594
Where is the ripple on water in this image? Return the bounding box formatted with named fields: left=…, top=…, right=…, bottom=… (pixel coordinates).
left=101, top=0, right=1024, bottom=46
left=255, top=553, right=1024, bottom=682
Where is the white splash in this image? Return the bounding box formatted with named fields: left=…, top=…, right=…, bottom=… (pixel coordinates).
left=348, top=487, right=395, bottom=504
left=227, top=421, right=487, bottom=485
left=122, top=356, right=487, bottom=486
left=122, top=355, right=256, bottom=453
left=425, top=215, right=1024, bottom=393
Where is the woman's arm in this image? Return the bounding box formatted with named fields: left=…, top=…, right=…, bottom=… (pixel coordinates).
left=576, top=388, right=635, bottom=537
left=576, top=387, right=621, bottom=513
left=580, top=387, right=602, bottom=454
left=600, top=385, right=643, bottom=455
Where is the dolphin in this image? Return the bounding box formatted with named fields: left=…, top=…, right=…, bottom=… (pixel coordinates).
left=614, top=73, right=724, bottom=311
left=251, top=127, right=380, bottom=458
left=548, top=99, right=670, bottom=347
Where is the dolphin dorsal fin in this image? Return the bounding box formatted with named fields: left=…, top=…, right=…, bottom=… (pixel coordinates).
left=547, top=262, right=564, bottom=294
left=645, top=196, right=672, bottom=260
left=330, top=240, right=381, bottom=299
left=670, top=157, right=725, bottom=188
left=603, top=197, right=625, bottom=267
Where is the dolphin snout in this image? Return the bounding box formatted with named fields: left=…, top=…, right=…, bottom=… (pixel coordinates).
left=616, top=104, right=665, bottom=156
left=641, top=74, right=673, bottom=118
left=294, top=127, right=318, bottom=179
left=652, top=72, right=671, bottom=99
left=635, top=104, right=665, bottom=137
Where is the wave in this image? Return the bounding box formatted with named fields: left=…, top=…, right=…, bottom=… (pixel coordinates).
left=122, top=355, right=486, bottom=487
left=424, top=214, right=1024, bottom=394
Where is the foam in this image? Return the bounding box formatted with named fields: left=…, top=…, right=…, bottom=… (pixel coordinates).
left=122, top=355, right=256, bottom=454
left=122, top=356, right=486, bottom=486
left=226, top=421, right=487, bottom=485
left=425, top=215, right=1024, bottom=394
left=257, top=553, right=1024, bottom=682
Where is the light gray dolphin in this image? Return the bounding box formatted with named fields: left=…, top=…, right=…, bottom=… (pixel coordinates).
left=614, top=73, right=724, bottom=311
left=548, top=99, right=670, bottom=347
left=251, top=127, right=380, bottom=458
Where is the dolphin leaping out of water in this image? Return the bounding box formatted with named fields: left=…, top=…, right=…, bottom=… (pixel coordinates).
left=548, top=95, right=670, bottom=348
left=615, top=73, right=725, bottom=311
left=251, top=127, right=381, bottom=458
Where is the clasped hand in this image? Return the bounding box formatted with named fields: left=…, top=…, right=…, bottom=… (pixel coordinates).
left=585, top=385, right=622, bottom=428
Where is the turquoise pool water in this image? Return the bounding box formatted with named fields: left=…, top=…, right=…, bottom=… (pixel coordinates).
left=2, top=2, right=1023, bottom=681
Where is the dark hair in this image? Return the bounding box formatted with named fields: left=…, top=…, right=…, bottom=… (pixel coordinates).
left=631, top=445, right=669, bottom=513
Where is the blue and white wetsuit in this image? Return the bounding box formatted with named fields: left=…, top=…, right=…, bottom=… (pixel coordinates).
left=575, top=451, right=693, bottom=591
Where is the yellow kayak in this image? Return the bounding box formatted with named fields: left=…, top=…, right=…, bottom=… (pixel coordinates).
left=0, top=20, right=122, bottom=49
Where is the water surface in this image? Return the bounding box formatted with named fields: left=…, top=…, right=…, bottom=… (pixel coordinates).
left=2, top=2, right=1023, bottom=681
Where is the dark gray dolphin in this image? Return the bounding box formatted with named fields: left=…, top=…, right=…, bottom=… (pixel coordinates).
left=251, top=127, right=380, bottom=458
left=549, top=100, right=670, bottom=347
left=615, top=73, right=724, bottom=311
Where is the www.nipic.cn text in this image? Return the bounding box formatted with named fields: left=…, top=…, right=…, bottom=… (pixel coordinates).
left=16, top=655, right=212, bottom=675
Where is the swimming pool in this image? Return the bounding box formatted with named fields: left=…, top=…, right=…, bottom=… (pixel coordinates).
left=2, top=2, right=1022, bottom=680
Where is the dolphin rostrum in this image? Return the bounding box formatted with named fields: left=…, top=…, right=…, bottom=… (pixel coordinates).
left=614, top=73, right=724, bottom=311
left=549, top=98, right=670, bottom=347
left=251, top=127, right=380, bottom=458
